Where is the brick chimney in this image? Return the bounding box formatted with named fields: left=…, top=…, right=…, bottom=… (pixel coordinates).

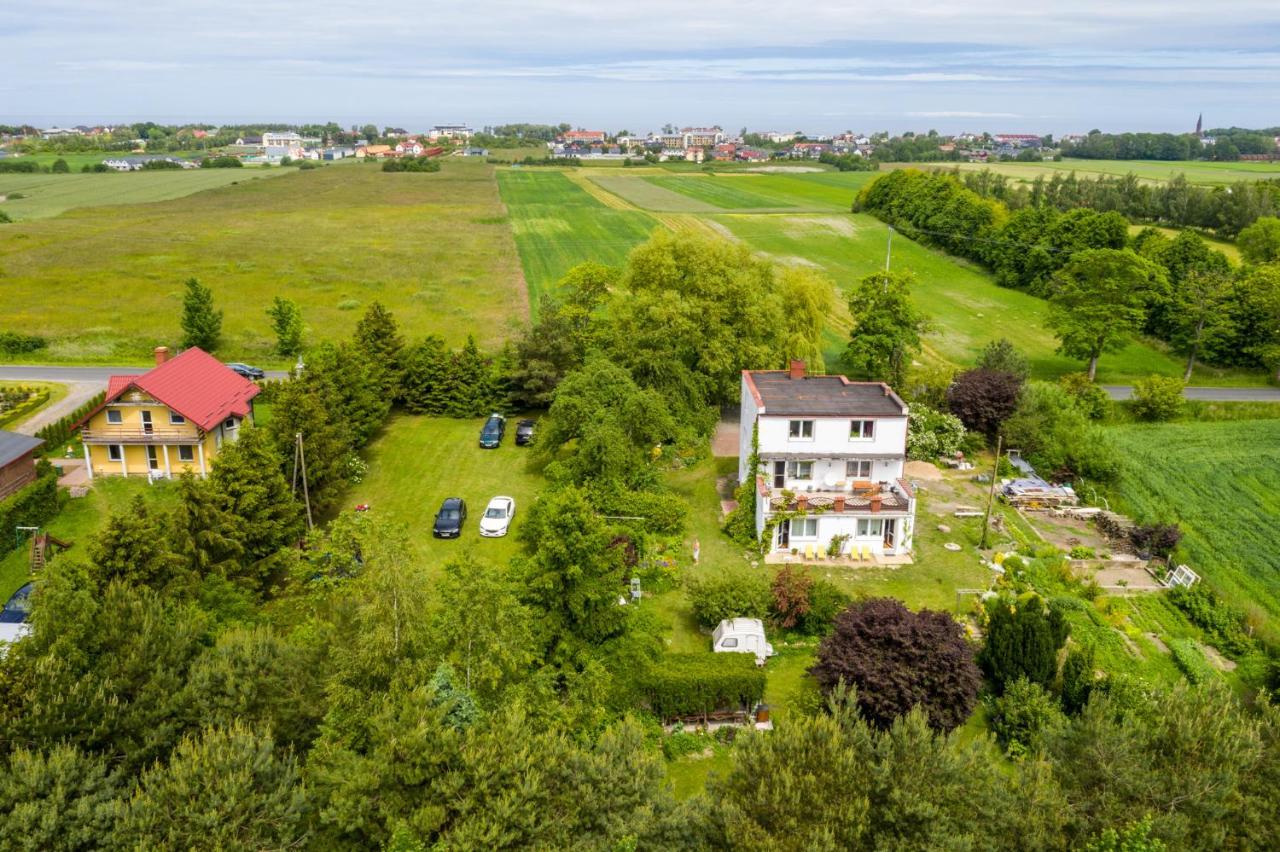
left=154, top=346, right=170, bottom=367
left=788, top=359, right=806, bottom=380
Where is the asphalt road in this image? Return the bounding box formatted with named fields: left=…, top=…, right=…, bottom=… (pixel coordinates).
left=0, top=365, right=288, bottom=435
left=1103, top=385, right=1280, bottom=402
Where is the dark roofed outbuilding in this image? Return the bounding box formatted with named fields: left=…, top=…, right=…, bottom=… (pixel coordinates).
left=0, top=430, right=45, bottom=500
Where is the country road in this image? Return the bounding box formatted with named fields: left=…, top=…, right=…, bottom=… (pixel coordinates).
left=0, top=365, right=289, bottom=435
left=1103, top=385, right=1280, bottom=402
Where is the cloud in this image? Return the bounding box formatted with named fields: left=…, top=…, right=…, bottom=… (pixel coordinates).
left=908, top=111, right=1021, bottom=118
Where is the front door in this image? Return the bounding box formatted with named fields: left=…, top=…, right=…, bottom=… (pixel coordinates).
left=140, top=410, right=153, bottom=434
left=773, top=461, right=786, bottom=489
left=776, top=518, right=790, bottom=551
left=883, top=519, right=897, bottom=552
left=146, top=446, right=159, bottom=470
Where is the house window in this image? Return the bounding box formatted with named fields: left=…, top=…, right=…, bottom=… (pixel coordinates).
left=786, top=460, right=813, bottom=481
left=857, top=518, right=884, bottom=537
left=788, top=419, right=814, bottom=440
left=107, top=444, right=123, bottom=461
left=224, top=418, right=237, bottom=429
left=846, top=459, right=873, bottom=479
left=850, top=419, right=875, bottom=440
left=720, top=638, right=738, bottom=648
left=106, top=409, right=123, bottom=424
left=178, top=445, right=195, bottom=462
left=792, top=517, right=818, bottom=538
left=169, top=412, right=186, bottom=425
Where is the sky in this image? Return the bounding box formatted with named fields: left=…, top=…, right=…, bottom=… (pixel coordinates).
left=3, top=1, right=1279, bottom=134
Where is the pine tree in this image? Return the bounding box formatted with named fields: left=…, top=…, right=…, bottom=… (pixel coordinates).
left=448, top=335, right=498, bottom=417
left=88, top=495, right=185, bottom=591
left=354, top=301, right=406, bottom=398
left=180, top=277, right=223, bottom=351
left=266, top=296, right=304, bottom=357
left=170, top=474, right=245, bottom=581
left=401, top=336, right=451, bottom=415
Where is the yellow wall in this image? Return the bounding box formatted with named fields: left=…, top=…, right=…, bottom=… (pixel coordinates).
left=83, top=397, right=228, bottom=478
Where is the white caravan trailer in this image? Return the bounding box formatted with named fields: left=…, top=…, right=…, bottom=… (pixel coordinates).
left=712, top=618, right=775, bottom=664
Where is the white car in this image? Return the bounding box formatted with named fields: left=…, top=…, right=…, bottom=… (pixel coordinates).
left=479, top=496, right=516, bottom=537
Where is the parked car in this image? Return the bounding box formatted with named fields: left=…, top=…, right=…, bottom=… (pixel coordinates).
left=479, top=413, right=506, bottom=449
left=432, top=497, right=467, bottom=538
left=0, top=582, right=33, bottom=646
left=479, top=495, right=516, bottom=537
left=712, top=617, right=774, bottom=665
left=226, top=362, right=266, bottom=380
left=515, top=419, right=536, bottom=446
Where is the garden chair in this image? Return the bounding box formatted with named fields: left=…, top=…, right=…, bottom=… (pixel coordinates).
left=803, top=544, right=815, bottom=562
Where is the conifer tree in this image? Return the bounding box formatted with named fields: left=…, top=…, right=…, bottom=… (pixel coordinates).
left=265, top=296, right=304, bottom=357
left=180, top=277, right=222, bottom=351
left=354, top=301, right=406, bottom=398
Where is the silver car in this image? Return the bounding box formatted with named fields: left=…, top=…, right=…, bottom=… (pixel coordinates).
left=479, top=496, right=516, bottom=537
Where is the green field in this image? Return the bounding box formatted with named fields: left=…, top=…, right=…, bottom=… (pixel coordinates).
left=496, top=169, right=656, bottom=305
left=0, top=161, right=528, bottom=364
left=0, top=168, right=290, bottom=220
left=889, top=158, right=1280, bottom=186
left=645, top=175, right=800, bottom=210
left=348, top=414, right=546, bottom=567
left=1108, top=419, right=1280, bottom=620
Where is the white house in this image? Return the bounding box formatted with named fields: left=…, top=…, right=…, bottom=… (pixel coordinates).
left=740, top=361, right=916, bottom=560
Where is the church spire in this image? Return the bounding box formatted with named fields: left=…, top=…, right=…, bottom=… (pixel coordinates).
left=1195, top=113, right=1203, bottom=136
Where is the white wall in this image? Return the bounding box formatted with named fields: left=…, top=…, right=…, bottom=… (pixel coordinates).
left=757, top=414, right=907, bottom=458
left=765, top=457, right=905, bottom=492
left=738, top=374, right=760, bottom=483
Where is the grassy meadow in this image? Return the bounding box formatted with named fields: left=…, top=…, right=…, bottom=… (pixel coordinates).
left=0, top=160, right=528, bottom=364
left=889, top=158, right=1280, bottom=186
left=1107, top=419, right=1280, bottom=622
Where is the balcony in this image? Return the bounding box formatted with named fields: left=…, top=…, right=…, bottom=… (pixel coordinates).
left=760, top=477, right=914, bottom=514
left=81, top=427, right=201, bottom=445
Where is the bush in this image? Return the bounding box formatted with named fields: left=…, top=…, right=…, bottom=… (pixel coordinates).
left=202, top=155, right=243, bottom=168
left=640, top=653, right=766, bottom=720
left=1127, top=522, right=1181, bottom=558
left=987, top=677, right=1064, bottom=755
left=662, top=729, right=708, bottom=760
left=687, top=569, right=771, bottom=628
left=1068, top=545, right=1096, bottom=559
left=1003, top=381, right=1120, bottom=482
left=1166, top=584, right=1253, bottom=656
left=906, top=403, right=966, bottom=461
left=769, top=565, right=813, bottom=629
left=381, top=156, right=441, bottom=173
left=0, top=210, right=11, bottom=224
left=946, top=368, right=1024, bottom=439
left=1058, top=372, right=1111, bottom=420
left=1130, top=375, right=1185, bottom=421
left=976, top=338, right=1030, bottom=381
left=799, top=580, right=852, bottom=636
left=0, top=463, right=62, bottom=558
left=979, top=593, right=1069, bottom=693
left=0, top=331, right=47, bottom=354
left=1168, top=638, right=1216, bottom=684
left=0, top=160, right=40, bottom=173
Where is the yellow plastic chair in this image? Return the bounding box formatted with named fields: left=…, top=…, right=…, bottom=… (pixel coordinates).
left=861, top=545, right=872, bottom=562
left=803, top=544, right=815, bottom=562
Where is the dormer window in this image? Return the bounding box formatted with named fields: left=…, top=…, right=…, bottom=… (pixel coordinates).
left=788, top=419, right=814, bottom=440
left=850, top=419, right=875, bottom=440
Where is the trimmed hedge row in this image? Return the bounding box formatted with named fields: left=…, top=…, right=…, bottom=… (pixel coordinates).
left=640, top=653, right=766, bottom=720
left=0, top=390, right=50, bottom=430
left=0, top=462, right=62, bottom=558
left=36, top=391, right=106, bottom=449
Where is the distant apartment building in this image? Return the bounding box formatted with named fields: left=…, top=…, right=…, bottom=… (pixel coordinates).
left=992, top=134, right=1042, bottom=148
left=682, top=126, right=725, bottom=147
left=563, top=129, right=606, bottom=144
left=428, top=125, right=474, bottom=141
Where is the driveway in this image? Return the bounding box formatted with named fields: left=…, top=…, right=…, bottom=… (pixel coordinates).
left=1103, top=385, right=1280, bottom=402
left=0, top=365, right=288, bottom=436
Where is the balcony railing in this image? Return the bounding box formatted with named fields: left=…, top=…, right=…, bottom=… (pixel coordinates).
left=81, top=427, right=201, bottom=445
left=762, top=478, right=914, bottom=514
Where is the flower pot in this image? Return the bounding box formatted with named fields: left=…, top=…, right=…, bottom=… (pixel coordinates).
left=833, top=495, right=846, bottom=511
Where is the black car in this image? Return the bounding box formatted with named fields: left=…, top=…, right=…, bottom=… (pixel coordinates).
left=515, top=419, right=536, bottom=446
left=479, top=413, right=506, bottom=449
left=226, top=362, right=266, bottom=380
left=433, top=497, right=467, bottom=538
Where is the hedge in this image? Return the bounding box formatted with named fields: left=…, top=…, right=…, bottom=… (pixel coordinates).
left=35, top=391, right=105, bottom=448
left=0, top=389, right=50, bottom=430
left=0, top=462, right=62, bottom=558
left=640, top=653, right=766, bottom=720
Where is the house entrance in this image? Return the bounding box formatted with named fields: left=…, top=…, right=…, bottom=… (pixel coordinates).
left=883, top=519, right=896, bottom=551
left=776, top=518, right=790, bottom=550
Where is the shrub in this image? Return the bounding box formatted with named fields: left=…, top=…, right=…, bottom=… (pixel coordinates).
left=799, top=580, right=852, bottom=636
left=34, top=391, right=105, bottom=448
left=1059, top=642, right=1097, bottom=714
left=1127, top=522, right=1182, bottom=558
left=770, top=566, right=813, bottom=629
left=810, top=598, right=981, bottom=732
left=946, top=368, right=1024, bottom=439
left=1003, top=381, right=1121, bottom=481
left=686, top=569, right=771, bottom=628
left=976, top=338, right=1031, bottom=381
left=382, top=156, right=441, bottom=173
left=0, top=463, right=62, bottom=558
left=0, top=210, right=11, bottom=224
left=640, top=653, right=766, bottom=720
left=906, top=403, right=966, bottom=461
left=1168, top=638, right=1216, bottom=684
left=987, top=677, right=1064, bottom=755
left=979, top=593, right=1069, bottom=693
left=661, top=729, right=708, bottom=760
left=0, top=331, right=47, bottom=354
left=1166, top=584, right=1253, bottom=656
left=1058, top=372, right=1111, bottom=420
left=202, top=155, right=243, bottom=168
left=1068, top=545, right=1096, bottom=560
left=1130, top=375, right=1185, bottom=421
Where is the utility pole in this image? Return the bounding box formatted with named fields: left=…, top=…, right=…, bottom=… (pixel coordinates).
left=885, top=225, right=894, bottom=273
left=979, top=434, right=1002, bottom=550
left=292, top=432, right=314, bottom=531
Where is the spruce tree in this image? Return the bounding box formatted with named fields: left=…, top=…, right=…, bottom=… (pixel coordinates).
left=354, top=301, right=406, bottom=398
left=209, top=426, right=304, bottom=582
left=265, top=297, right=304, bottom=357
left=401, top=336, right=451, bottom=415
left=180, top=277, right=222, bottom=351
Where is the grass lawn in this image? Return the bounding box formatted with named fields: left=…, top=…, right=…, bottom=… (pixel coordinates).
left=496, top=169, right=656, bottom=307
left=714, top=212, right=1261, bottom=385
left=1128, top=223, right=1241, bottom=264
left=1107, top=419, right=1280, bottom=626
left=0, top=160, right=528, bottom=365
left=0, top=167, right=292, bottom=220
left=885, top=159, right=1280, bottom=186
left=0, top=382, right=67, bottom=430
left=348, top=413, right=545, bottom=569
left=0, top=476, right=163, bottom=600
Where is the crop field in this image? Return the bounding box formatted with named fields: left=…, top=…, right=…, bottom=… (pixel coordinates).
left=496, top=169, right=656, bottom=305
left=0, top=167, right=290, bottom=220
left=348, top=414, right=546, bottom=567
left=1108, top=419, right=1280, bottom=620
left=0, top=161, right=527, bottom=364
left=887, top=158, right=1280, bottom=186
left=645, top=175, right=801, bottom=210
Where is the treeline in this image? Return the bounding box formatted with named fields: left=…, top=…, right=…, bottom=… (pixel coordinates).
left=380, top=155, right=440, bottom=173
left=856, top=169, right=1280, bottom=378
left=951, top=167, right=1280, bottom=237
left=1062, top=128, right=1279, bottom=161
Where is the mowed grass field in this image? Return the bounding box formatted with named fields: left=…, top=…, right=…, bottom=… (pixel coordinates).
left=1108, top=419, right=1280, bottom=623
left=0, top=168, right=289, bottom=220
left=348, top=414, right=545, bottom=568
left=0, top=160, right=527, bottom=364
left=887, top=159, right=1280, bottom=186
left=496, top=169, right=656, bottom=305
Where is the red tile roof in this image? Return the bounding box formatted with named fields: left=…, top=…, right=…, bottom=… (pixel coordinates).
left=80, top=348, right=260, bottom=432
